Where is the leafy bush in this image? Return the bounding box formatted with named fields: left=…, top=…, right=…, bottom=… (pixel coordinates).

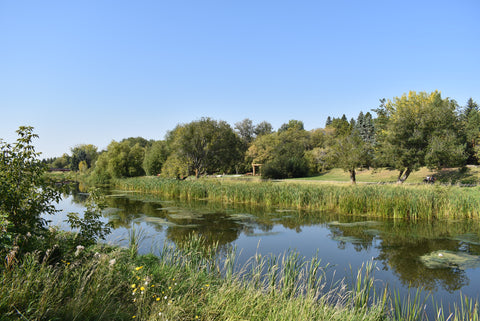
left=0, top=126, right=61, bottom=252
left=262, top=156, right=309, bottom=179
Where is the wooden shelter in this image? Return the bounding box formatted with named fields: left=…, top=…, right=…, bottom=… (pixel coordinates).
left=252, top=163, right=262, bottom=176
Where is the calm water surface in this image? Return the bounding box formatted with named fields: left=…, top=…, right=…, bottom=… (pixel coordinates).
left=46, top=188, right=480, bottom=308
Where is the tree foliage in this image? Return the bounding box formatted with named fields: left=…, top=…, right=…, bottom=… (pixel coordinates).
left=0, top=127, right=61, bottom=242
left=376, top=91, right=466, bottom=183
left=167, top=118, right=243, bottom=178
left=143, top=140, right=169, bottom=176
left=66, top=188, right=112, bottom=246
left=459, top=98, right=480, bottom=164
left=70, top=144, right=98, bottom=171
left=93, top=140, right=146, bottom=180
left=327, top=132, right=370, bottom=184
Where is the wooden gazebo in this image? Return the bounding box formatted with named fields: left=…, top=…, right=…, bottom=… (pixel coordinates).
left=252, top=163, right=263, bottom=176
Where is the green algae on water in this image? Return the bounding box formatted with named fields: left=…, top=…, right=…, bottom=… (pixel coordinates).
left=420, top=250, right=480, bottom=270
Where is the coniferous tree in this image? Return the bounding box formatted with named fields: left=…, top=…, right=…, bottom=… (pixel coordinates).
left=325, top=116, right=332, bottom=127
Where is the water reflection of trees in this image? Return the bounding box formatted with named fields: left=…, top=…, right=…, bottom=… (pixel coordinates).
left=376, top=237, right=469, bottom=292
left=325, top=219, right=480, bottom=292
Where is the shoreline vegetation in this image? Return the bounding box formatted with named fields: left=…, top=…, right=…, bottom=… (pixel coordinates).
left=3, top=230, right=479, bottom=320
left=111, top=176, right=480, bottom=220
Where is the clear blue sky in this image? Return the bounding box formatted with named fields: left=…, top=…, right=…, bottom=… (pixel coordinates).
left=1, top=1, right=479, bottom=158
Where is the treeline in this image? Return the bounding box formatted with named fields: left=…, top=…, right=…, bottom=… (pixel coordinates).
left=45, top=91, right=479, bottom=184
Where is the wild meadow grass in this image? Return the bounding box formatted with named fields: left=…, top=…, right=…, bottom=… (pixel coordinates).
left=113, top=177, right=480, bottom=220
left=2, top=232, right=478, bottom=320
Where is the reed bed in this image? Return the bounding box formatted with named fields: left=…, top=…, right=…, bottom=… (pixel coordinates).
left=113, top=177, right=480, bottom=220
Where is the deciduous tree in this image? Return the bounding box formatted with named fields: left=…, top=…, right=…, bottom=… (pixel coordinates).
left=169, top=118, right=242, bottom=178
left=376, top=91, right=465, bottom=183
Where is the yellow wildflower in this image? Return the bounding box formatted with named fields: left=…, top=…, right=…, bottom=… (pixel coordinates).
left=135, top=266, right=144, bottom=271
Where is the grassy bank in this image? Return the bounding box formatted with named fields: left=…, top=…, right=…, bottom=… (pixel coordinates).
left=113, top=177, right=480, bottom=220
left=295, top=167, right=480, bottom=185
left=2, top=231, right=478, bottom=320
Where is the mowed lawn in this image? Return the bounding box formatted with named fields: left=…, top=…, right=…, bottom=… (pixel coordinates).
left=290, top=166, right=480, bottom=185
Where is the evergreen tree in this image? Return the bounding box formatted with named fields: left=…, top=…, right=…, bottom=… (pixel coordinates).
left=325, top=116, right=332, bottom=127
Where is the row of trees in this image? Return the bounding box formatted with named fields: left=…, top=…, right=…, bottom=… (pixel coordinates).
left=46, top=91, right=479, bottom=184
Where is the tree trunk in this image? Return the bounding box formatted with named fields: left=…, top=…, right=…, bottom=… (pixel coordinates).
left=349, top=169, right=356, bottom=184
left=195, top=168, right=199, bottom=179
left=396, top=168, right=411, bottom=184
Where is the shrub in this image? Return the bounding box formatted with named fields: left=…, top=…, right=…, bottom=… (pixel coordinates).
left=262, top=156, right=309, bottom=179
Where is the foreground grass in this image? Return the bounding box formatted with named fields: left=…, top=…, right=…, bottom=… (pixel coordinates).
left=113, top=177, right=480, bottom=220
left=2, top=231, right=478, bottom=320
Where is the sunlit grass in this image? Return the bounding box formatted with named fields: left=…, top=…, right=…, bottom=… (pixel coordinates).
left=294, top=166, right=480, bottom=185
left=2, top=232, right=478, bottom=320
left=113, top=177, right=480, bottom=220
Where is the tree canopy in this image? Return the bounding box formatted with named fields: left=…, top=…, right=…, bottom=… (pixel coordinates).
left=43, top=92, right=479, bottom=183
left=376, top=91, right=466, bottom=183
left=165, top=118, right=243, bottom=178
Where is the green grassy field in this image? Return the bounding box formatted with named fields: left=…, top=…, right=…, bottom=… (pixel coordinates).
left=291, top=167, right=480, bottom=185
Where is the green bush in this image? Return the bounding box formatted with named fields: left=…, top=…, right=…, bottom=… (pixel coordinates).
left=262, top=156, right=309, bottom=179
left=0, top=126, right=61, bottom=253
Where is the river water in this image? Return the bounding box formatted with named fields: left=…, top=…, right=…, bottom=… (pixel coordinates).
left=45, top=187, right=480, bottom=310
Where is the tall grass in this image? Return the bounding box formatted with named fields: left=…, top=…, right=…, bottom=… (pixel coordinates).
left=2, top=232, right=479, bottom=320
left=113, top=177, right=480, bottom=220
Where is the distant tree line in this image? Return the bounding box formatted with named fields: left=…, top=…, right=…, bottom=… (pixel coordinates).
left=44, top=91, right=479, bottom=184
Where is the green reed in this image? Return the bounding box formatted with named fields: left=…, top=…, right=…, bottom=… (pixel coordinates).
left=3, top=231, right=479, bottom=320
left=113, top=177, right=480, bottom=220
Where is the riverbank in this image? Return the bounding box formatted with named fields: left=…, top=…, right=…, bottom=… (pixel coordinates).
left=0, top=230, right=387, bottom=320
left=112, top=177, right=480, bottom=220
left=3, top=230, right=478, bottom=320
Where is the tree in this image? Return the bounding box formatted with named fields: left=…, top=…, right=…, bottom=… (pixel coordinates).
left=246, top=132, right=279, bottom=165
left=161, top=154, right=189, bottom=178
left=66, top=188, right=112, bottom=246
left=462, top=98, right=479, bottom=120
left=143, top=140, right=169, bottom=176
left=325, top=116, right=332, bottom=127
left=262, top=155, right=309, bottom=179
left=70, top=144, right=98, bottom=170
left=120, top=137, right=152, bottom=148
left=127, top=144, right=146, bottom=177
left=169, top=118, right=243, bottom=178
left=459, top=98, right=480, bottom=164
left=254, top=121, right=273, bottom=136
left=248, top=121, right=312, bottom=178
left=305, top=147, right=330, bottom=173
left=78, top=160, right=88, bottom=173
left=51, top=153, right=71, bottom=169
left=327, top=132, right=370, bottom=184
left=92, top=140, right=145, bottom=180
left=0, top=127, right=61, bottom=246
left=235, top=118, right=255, bottom=144
left=355, top=111, right=375, bottom=145
left=278, top=119, right=304, bottom=132
left=327, top=115, right=351, bottom=137
left=376, top=91, right=465, bottom=183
